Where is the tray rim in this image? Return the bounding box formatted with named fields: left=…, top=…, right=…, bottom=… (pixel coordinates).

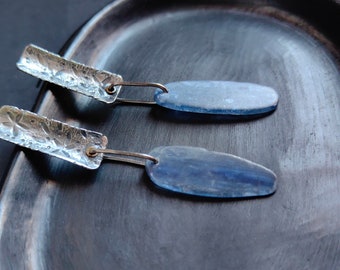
left=0, top=1, right=339, bottom=269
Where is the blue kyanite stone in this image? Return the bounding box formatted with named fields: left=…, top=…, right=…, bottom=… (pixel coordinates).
left=154, top=81, right=279, bottom=115
left=145, top=146, right=277, bottom=198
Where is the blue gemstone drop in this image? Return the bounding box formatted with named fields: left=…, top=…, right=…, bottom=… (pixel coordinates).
left=145, top=146, right=277, bottom=198
left=154, top=81, right=279, bottom=115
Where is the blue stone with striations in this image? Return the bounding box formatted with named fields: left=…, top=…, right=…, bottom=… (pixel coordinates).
left=145, top=146, right=277, bottom=198
left=154, top=81, right=279, bottom=115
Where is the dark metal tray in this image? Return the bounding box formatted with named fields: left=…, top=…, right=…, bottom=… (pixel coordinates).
left=0, top=0, right=339, bottom=269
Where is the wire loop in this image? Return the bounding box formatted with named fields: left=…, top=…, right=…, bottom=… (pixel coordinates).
left=105, top=81, right=168, bottom=105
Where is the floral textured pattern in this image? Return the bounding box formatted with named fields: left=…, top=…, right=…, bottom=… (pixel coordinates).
left=0, top=106, right=107, bottom=169
left=17, top=44, right=123, bottom=103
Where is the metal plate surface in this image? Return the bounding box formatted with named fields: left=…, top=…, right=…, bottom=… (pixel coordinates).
left=0, top=106, right=107, bottom=169
left=0, top=0, right=339, bottom=269
left=17, top=44, right=123, bottom=103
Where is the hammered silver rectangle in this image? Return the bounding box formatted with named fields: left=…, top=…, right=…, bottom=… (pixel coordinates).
left=17, top=44, right=123, bottom=103
left=0, top=106, right=108, bottom=169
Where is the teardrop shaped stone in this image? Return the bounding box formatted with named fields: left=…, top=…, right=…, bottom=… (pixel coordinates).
left=154, top=81, right=279, bottom=115
left=145, top=146, right=277, bottom=198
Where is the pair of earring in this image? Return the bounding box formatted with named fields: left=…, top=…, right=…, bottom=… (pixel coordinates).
left=0, top=44, right=278, bottom=199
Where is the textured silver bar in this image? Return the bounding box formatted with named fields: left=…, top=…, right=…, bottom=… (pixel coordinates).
left=0, top=106, right=107, bottom=169
left=17, top=44, right=123, bottom=103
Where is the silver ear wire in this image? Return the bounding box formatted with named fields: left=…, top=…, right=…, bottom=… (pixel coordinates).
left=106, top=81, right=168, bottom=105
left=17, top=44, right=169, bottom=105
left=86, top=147, right=158, bottom=166
left=17, top=44, right=279, bottom=116
left=0, top=106, right=277, bottom=198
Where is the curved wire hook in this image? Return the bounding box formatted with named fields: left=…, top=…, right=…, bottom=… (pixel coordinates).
left=105, top=81, right=168, bottom=105
left=86, top=146, right=158, bottom=166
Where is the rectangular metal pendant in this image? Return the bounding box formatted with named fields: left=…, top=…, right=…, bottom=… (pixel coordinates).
left=0, top=106, right=107, bottom=169
left=17, top=44, right=123, bottom=103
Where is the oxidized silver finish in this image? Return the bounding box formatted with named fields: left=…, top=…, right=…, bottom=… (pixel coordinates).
left=0, top=106, right=107, bottom=169
left=17, top=44, right=123, bottom=103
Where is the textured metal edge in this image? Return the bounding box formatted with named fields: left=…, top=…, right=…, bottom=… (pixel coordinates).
left=17, top=44, right=123, bottom=103
left=0, top=106, right=107, bottom=169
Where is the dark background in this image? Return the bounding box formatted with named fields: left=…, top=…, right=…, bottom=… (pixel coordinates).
left=0, top=1, right=339, bottom=269
left=0, top=0, right=113, bottom=183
